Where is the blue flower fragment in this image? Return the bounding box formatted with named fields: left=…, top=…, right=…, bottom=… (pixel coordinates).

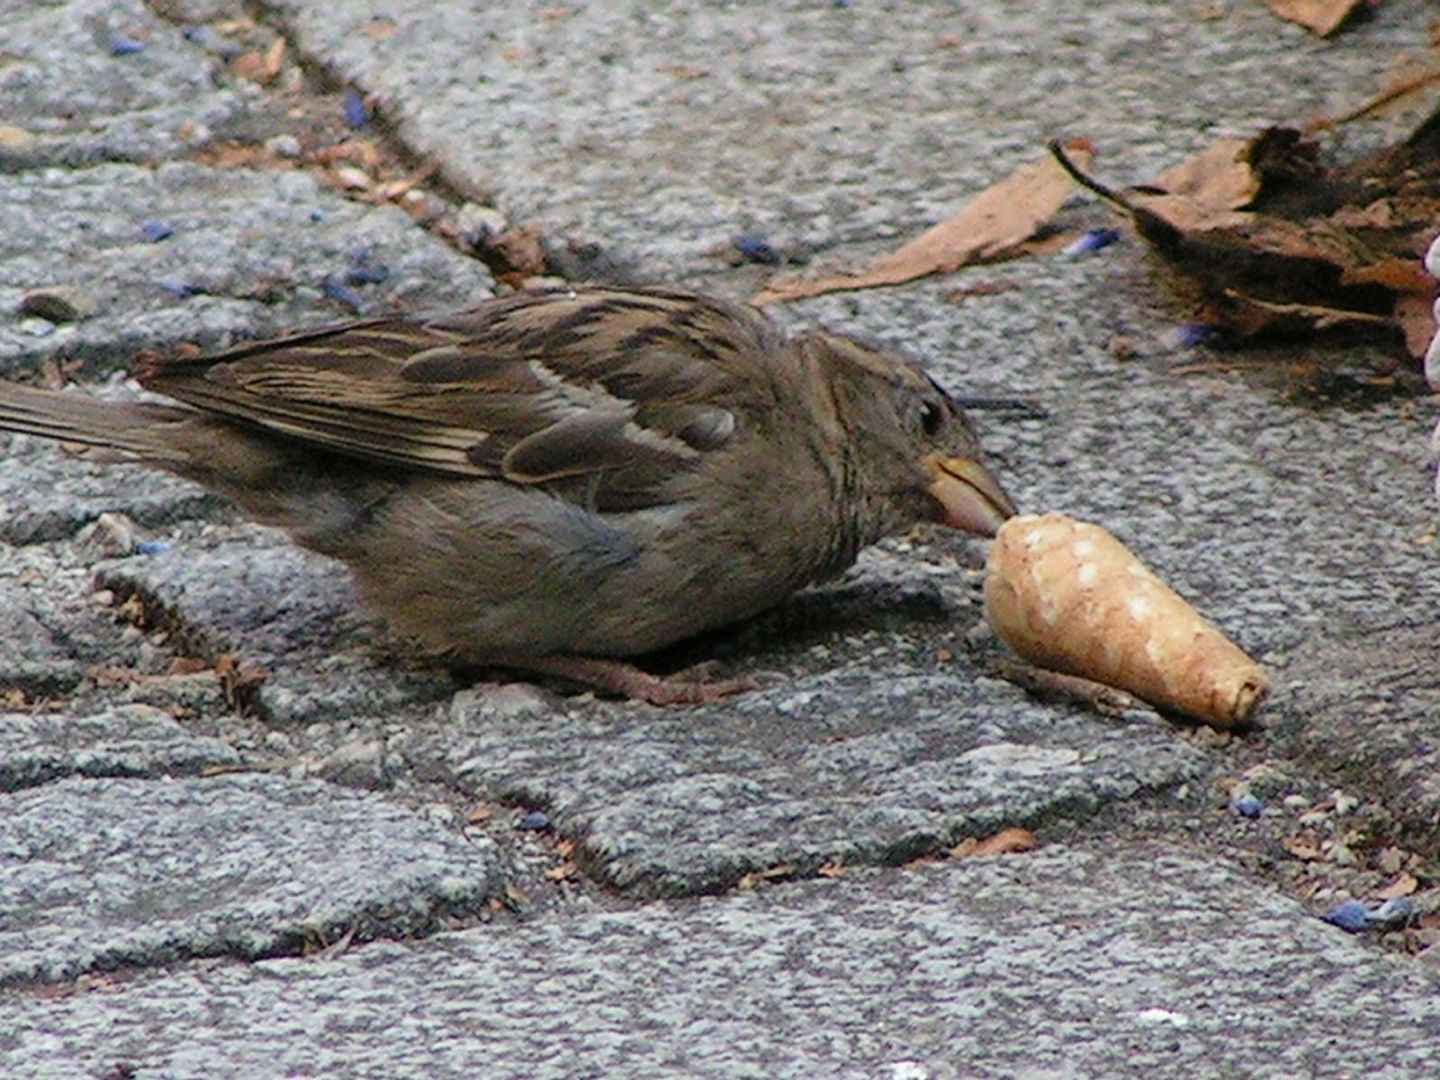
left=321, top=277, right=365, bottom=312
left=1062, top=228, right=1122, bottom=258
left=1321, top=901, right=1370, bottom=933
left=136, top=540, right=174, bottom=556
left=516, top=810, right=551, bottom=831
left=733, top=234, right=782, bottom=266
left=109, top=33, right=146, bottom=56
left=1321, top=897, right=1416, bottom=934
left=140, top=220, right=174, bottom=243
left=1163, top=323, right=1216, bottom=350
left=343, top=88, right=369, bottom=129
left=1230, top=794, right=1262, bottom=819
left=155, top=279, right=198, bottom=298
left=345, top=264, right=390, bottom=286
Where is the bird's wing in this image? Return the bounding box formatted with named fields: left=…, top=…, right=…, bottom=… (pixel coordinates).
left=141, top=288, right=783, bottom=511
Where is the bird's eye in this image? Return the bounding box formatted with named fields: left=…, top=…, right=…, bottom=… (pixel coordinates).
left=919, top=399, right=945, bottom=437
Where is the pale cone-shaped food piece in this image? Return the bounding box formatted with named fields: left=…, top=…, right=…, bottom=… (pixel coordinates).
left=983, top=513, right=1268, bottom=727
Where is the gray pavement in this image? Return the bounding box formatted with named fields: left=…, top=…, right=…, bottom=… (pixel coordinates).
left=3, top=1, right=1440, bottom=1077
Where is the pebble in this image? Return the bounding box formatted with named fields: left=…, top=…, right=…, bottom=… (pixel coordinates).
left=18, top=286, right=97, bottom=322
left=264, top=134, right=302, bottom=159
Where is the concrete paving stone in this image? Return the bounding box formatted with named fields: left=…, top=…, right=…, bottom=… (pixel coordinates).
left=0, top=580, right=85, bottom=695
left=0, top=161, right=494, bottom=375
left=0, top=436, right=227, bottom=545
left=94, top=525, right=459, bottom=727
left=0, top=0, right=248, bottom=170
left=3, top=842, right=1437, bottom=1079
left=430, top=652, right=1209, bottom=894
left=0, top=703, right=240, bottom=791
left=1287, top=626, right=1440, bottom=848
left=262, top=0, right=1436, bottom=280
left=0, top=772, right=504, bottom=986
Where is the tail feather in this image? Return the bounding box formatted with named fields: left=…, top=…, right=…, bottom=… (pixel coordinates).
left=0, top=381, right=191, bottom=461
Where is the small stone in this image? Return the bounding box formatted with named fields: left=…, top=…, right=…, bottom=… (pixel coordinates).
left=265, top=134, right=302, bottom=159
left=19, top=287, right=98, bottom=322
left=332, top=165, right=372, bottom=190
left=0, top=123, right=38, bottom=150
left=1326, top=842, right=1358, bottom=867
left=455, top=202, right=508, bottom=239
left=75, top=513, right=140, bottom=558
left=1331, top=789, right=1359, bottom=816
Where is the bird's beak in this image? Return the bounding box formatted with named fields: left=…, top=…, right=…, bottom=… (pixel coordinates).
left=924, top=454, right=1017, bottom=537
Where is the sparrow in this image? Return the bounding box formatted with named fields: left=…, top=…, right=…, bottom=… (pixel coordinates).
left=0, top=287, right=1016, bottom=704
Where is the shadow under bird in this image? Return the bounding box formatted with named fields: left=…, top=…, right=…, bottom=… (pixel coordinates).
left=0, top=287, right=1016, bottom=703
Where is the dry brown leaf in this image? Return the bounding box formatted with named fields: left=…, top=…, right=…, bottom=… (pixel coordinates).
left=1052, top=109, right=1440, bottom=358
left=1283, top=832, right=1324, bottom=861
left=951, top=827, right=1037, bottom=860
left=753, top=144, right=1090, bottom=305
left=505, top=883, right=530, bottom=905
left=1376, top=872, right=1420, bottom=900
left=1394, top=293, right=1438, bottom=358
left=1262, top=0, right=1366, bottom=37
left=545, top=861, right=578, bottom=882
left=1152, top=137, right=1262, bottom=212
left=361, top=17, right=397, bottom=39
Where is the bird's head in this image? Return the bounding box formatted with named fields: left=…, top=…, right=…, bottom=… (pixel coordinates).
left=800, top=330, right=1017, bottom=538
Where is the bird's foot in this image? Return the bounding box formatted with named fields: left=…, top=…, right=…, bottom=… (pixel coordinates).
left=495, top=654, right=759, bottom=706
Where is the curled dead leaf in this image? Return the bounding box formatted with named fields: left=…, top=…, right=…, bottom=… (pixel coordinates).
left=1376, top=872, right=1420, bottom=900
left=754, top=142, right=1092, bottom=305
left=951, top=826, right=1037, bottom=860
left=1262, top=0, right=1366, bottom=38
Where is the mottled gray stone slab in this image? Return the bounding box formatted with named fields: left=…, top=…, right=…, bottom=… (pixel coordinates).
left=0, top=581, right=84, bottom=694
left=0, top=772, right=502, bottom=985
left=0, top=0, right=246, bottom=170
left=262, top=0, right=1434, bottom=279
left=0, top=703, right=240, bottom=791
left=3, top=843, right=1436, bottom=1078
left=96, top=526, right=458, bottom=727
left=427, top=650, right=1209, bottom=894
left=0, top=162, right=493, bottom=374
left=0, top=437, right=225, bottom=545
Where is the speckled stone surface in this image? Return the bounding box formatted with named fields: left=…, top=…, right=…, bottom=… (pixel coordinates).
left=3, top=844, right=1436, bottom=1079
left=0, top=772, right=503, bottom=986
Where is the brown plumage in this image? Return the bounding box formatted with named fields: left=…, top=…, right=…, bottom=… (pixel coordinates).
left=0, top=287, right=1016, bottom=703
